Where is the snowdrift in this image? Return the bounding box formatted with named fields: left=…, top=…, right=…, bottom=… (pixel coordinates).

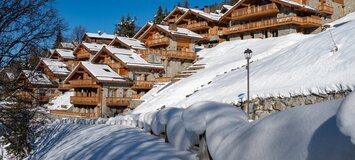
left=134, top=12, right=355, bottom=114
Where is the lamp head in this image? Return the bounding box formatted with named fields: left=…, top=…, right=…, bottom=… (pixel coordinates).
left=244, top=48, right=252, bottom=59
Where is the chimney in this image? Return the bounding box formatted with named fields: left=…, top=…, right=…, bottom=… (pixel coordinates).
left=194, top=6, right=199, bottom=10
left=204, top=6, right=210, bottom=13
left=98, top=30, right=102, bottom=36
left=168, top=23, right=177, bottom=31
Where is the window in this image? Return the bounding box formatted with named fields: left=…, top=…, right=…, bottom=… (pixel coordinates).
left=103, top=68, right=111, bottom=72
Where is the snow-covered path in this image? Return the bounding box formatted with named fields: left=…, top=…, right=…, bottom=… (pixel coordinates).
left=29, top=124, right=195, bottom=160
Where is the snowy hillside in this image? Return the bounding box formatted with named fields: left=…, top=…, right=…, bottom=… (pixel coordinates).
left=134, top=12, right=355, bottom=114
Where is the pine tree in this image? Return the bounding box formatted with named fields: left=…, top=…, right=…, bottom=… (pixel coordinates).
left=155, top=6, right=164, bottom=24
left=184, top=0, right=189, bottom=8
left=177, top=2, right=181, bottom=7
left=53, top=25, right=64, bottom=49
left=164, top=8, right=169, bottom=17
left=114, top=15, right=137, bottom=37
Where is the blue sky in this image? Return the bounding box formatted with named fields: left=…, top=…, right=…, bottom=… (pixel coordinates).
left=54, top=0, right=223, bottom=37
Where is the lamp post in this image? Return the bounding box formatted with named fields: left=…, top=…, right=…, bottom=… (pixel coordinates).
left=244, top=48, right=252, bottom=119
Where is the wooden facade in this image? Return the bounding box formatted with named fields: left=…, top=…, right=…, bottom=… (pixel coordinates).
left=82, top=33, right=115, bottom=45
left=50, top=49, right=78, bottom=70
left=162, top=7, right=189, bottom=25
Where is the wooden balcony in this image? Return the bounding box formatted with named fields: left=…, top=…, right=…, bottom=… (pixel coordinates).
left=231, top=3, right=279, bottom=20
left=223, top=16, right=322, bottom=35
left=131, top=94, right=143, bottom=100
left=139, top=49, right=197, bottom=60
left=106, top=97, right=130, bottom=107
left=50, top=110, right=96, bottom=118
left=332, top=0, right=344, bottom=5
left=70, top=96, right=99, bottom=105
left=153, top=77, right=173, bottom=83
left=146, top=37, right=170, bottom=47
left=132, top=80, right=155, bottom=90
left=69, top=79, right=98, bottom=88
left=58, top=84, right=72, bottom=91
left=76, top=52, right=90, bottom=60
left=178, top=21, right=210, bottom=31
left=17, top=92, right=50, bottom=103
left=318, top=4, right=334, bottom=15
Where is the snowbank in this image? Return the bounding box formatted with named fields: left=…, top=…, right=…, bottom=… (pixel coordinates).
left=134, top=11, right=355, bottom=114
left=45, top=91, right=74, bottom=110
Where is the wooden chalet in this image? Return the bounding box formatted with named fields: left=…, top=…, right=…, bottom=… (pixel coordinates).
left=63, top=62, right=132, bottom=118
left=35, top=58, right=72, bottom=91
left=91, top=46, right=164, bottom=95
left=220, top=0, right=327, bottom=40
left=162, top=7, right=189, bottom=25
left=109, top=36, right=146, bottom=51
left=73, top=42, right=106, bottom=61
left=50, top=49, right=77, bottom=69
left=136, top=23, right=203, bottom=77
left=59, top=42, right=76, bottom=50
left=175, top=8, right=226, bottom=46
left=17, top=70, right=56, bottom=104
left=82, top=32, right=115, bottom=45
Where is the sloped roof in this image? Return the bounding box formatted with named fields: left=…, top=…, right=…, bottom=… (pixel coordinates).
left=176, top=8, right=223, bottom=24
left=81, top=42, right=107, bottom=52
left=60, top=42, right=75, bottom=50
left=41, top=58, right=71, bottom=75
left=54, top=49, right=75, bottom=59
left=21, top=70, right=52, bottom=85
left=104, top=46, right=163, bottom=69
left=110, top=37, right=146, bottom=50
left=84, top=32, right=116, bottom=40
left=133, top=23, right=153, bottom=39
left=163, top=7, right=189, bottom=22
left=156, top=24, right=203, bottom=39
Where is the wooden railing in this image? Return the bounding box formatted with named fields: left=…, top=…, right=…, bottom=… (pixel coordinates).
left=153, top=77, right=173, bottom=83
left=139, top=49, right=197, bottom=60
left=50, top=110, right=96, bottom=118
left=70, top=96, right=99, bottom=105
left=146, top=37, right=170, bottom=47
left=231, top=3, right=279, bottom=20
left=69, top=79, right=97, bottom=88
left=223, top=15, right=322, bottom=35
left=132, top=80, right=155, bottom=90
left=58, top=84, right=72, bottom=90
left=131, top=94, right=143, bottom=99
left=106, top=97, right=130, bottom=107
left=76, top=52, right=90, bottom=60
left=318, top=4, right=334, bottom=15
left=178, top=21, right=209, bottom=31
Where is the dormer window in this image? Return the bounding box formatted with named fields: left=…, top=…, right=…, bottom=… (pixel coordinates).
left=103, top=68, right=111, bottom=72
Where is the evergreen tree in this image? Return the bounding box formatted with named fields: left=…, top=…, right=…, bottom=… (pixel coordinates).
left=177, top=2, right=181, bottom=7
left=114, top=15, right=137, bottom=37
left=184, top=0, right=189, bottom=8
left=53, top=25, right=64, bottom=49
left=164, top=7, right=169, bottom=17
left=155, top=6, right=164, bottom=24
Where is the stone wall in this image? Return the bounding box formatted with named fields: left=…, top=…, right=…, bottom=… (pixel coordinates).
left=238, top=90, right=351, bottom=120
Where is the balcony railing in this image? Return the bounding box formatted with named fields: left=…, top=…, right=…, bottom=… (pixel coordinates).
left=69, top=79, right=98, bottom=88
left=106, top=97, right=130, bottom=107
left=153, top=77, right=173, bottom=83
left=318, top=4, right=334, bottom=15
left=178, top=21, right=210, bottom=31
left=76, top=52, right=90, bottom=60
left=231, top=3, right=279, bottom=20
left=139, top=49, right=197, bottom=60
left=145, top=37, right=170, bottom=47
left=223, top=15, right=322, bottom=35
left=58, top=84, right=72, bottom=90
left=50, top=110, right=96, bottom=118
left=131, top=94, right=143, bottom=99
left=70, top=96, right=99, bottom=105
left=132, top=80, right=155, bottom=90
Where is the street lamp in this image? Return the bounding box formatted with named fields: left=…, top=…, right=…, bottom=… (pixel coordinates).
left=244, top=48, right=252, bottom=119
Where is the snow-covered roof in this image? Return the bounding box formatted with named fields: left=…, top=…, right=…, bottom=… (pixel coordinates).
left=54, top=49, right=75, bottom=59
left=21, top=70, right=52, bottom=85
left=81, top=42, right=107, bottom=52
left=41, top=58, right=71, bottom=75
left=80, top=62, right=126, bottom=82
left=276, top=0, right=317, bottom=11
left=6, top=72, right=15, bottom=80
left=60, top=42, right=75, bottom=50
left=155, top=24, right=203, bottom=39
left=104, top=46, right=163, bottom=69
left=189, top=8, right=222, bottom=21
left=163, top=7, right=189, bottom=22
left=222, top=5, right=233, bottom=10
left=133, top=23, right=153, bottom=39
left=84, top=32, right=116, bottom=40
left=111, top=37, right=146, bottom=50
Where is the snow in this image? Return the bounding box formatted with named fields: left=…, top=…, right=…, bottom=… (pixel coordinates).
left=54, top=49, right=75, bottom=59
left=112, top=37, right=146, bottom=50
left=189, top=9, right=222, bottom=21
left=278, top=0, right=317, bottom=12
left=134, top=11, right=355, bottom=113
left=59, top=42, right=75, bottom=50
left=85, top=32, right=115, bottom=40
left=28, top=123, right=195, bottom=160
left=46, top=91, right=74, bottom=110
left=41, top=58, right=70, bottom=75
left=163, top=7, right=189, bottom=22
left=21, top=70, right=52, bottom=85
left=81, top=42, right=106, bottom=52
left=104, top=46, right=163, bottom=69
left=156, top=24, right=203, bottom=39
left=80, top=62, right=126, bottom=82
